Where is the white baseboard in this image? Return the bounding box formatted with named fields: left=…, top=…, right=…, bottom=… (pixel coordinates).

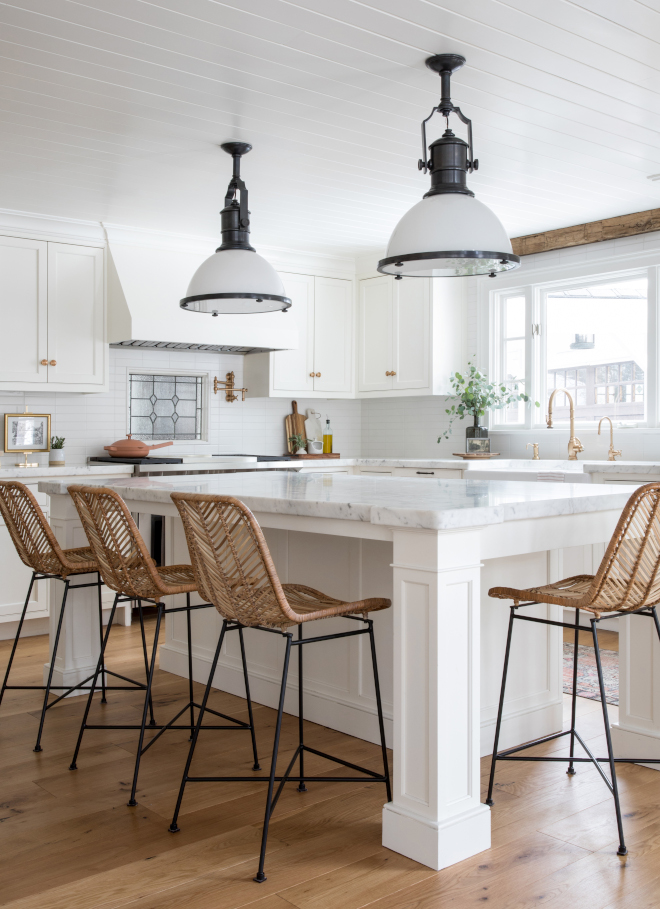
left=480, top=699, right=564, bottom=758
left=611, top=723, right=660, bottom=772
left=0, top=615, right=49, bottom=640
left=159, top=642, right=393, bottom=749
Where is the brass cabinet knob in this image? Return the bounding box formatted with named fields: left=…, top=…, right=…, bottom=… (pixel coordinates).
left=391, top=371, right=396, bottom=376
left=386, top=371, right=391, bottom=376
left=315, top=372, right=321, bottom=377
left=49, top=360, right=57, bottom=366
left=309, top=372, right=315, bottom=377
left=41, top=359, right=48, bottom=366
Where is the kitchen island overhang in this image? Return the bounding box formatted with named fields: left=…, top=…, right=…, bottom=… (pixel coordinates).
left=39, top=472, right=637, bottom=872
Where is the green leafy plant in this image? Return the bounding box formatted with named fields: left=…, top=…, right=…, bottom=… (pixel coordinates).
left=288, top=433, right=308, bottom=454
left=50, top=436, right=65, bottom=449
left=439, top=362, right=540, bottom=441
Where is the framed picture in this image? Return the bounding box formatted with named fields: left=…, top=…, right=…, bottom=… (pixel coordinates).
left=4, top=412, right=51, bottom=453
left=466, top=437, right=491, bottom=454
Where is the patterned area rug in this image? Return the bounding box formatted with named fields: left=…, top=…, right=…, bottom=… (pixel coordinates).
left=563, top=642, right=619, bottom=706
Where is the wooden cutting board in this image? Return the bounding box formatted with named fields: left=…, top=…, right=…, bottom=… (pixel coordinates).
left=285, top=400, right=308, bottom=452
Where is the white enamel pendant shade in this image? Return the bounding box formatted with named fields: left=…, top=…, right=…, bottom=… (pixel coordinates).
left=181, top=248, right=291, bottom=314
left=378, top=193, right=519, bottom=278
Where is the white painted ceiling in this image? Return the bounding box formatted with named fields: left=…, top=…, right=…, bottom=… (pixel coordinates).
left=1, top=0, right=660, bottom=257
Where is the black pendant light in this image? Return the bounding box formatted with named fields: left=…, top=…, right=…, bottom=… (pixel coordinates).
left=378, top=55, right=520, bottom=279
left=181, top=142, right=291, bottom=315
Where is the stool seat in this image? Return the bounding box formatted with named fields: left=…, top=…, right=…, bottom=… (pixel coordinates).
left=121, top=563, right=197, bottom=599
left=490, top=575, right=659, bottom=617
left=54, top=546, right=98, bottom=575
left=252, top=583, right=390, bottom=628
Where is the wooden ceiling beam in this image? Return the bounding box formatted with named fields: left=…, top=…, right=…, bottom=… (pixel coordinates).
left=511, top=208, right=660, bottom=257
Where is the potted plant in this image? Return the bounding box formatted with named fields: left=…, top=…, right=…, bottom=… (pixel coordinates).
left=288, top=433, right=308, bottom=456
left=439, top=362, right=539, bottom=446
left=50, top=435, right=66, bottom=466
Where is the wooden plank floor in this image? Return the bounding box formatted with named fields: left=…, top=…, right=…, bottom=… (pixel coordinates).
left=0, top=619, right=659, bottom=908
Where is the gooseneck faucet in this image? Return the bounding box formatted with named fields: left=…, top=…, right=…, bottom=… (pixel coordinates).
left=598, top=416, right=622, bottom=461
left=546, top=388, right=584, bottom=460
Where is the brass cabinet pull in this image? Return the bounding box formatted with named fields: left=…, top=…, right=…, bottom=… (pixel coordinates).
left=315, top=372, right=321, bottom=377
left=49, top=360, right=57, bottom=366
left=41, top=359, right=48, bottom=366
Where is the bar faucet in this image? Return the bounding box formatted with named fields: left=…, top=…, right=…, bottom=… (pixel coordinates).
left=546, top=388, right=584, bottom=460
left=598, top=416, right=622, bottom=461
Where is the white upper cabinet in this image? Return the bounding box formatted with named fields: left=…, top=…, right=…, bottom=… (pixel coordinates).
left=0, top=235, right=106, bottom=392
left=313, top=276, right=352, bottom=393
left=271, top=274, right=315, bottom=393
left=245, top=273, right=354, bottom=398
left=47, top=243, right=105, bottom=387
left=358, top=274, right=464, bottom=397
left=0, top=236, right=48, bottom=385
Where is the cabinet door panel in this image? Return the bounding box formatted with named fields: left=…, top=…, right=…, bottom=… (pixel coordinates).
left=393, top=278, right=430, bottom=390
left=0, top=236, right=47, bottom=383
left=313, top=276, right=352, bottom=393
left=358, top=276, right=392, bottom=392
left=272, top=274, right=315, bottom=393
left=47, top=243, right=104, bottom=385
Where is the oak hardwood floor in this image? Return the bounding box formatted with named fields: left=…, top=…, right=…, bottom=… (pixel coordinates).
left=0, top=618, right=658, bottom=908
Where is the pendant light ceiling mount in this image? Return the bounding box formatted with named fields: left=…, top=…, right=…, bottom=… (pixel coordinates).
left=180, top=140, right=291, bottom=315
left=378, top=54, right=520, bottom=280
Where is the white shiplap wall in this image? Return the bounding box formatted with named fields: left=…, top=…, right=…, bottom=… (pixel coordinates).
left=0, top=348, right=362, bottom=468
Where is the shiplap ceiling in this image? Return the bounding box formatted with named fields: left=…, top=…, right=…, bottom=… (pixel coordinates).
left=1, top=0, right=660, bottom=257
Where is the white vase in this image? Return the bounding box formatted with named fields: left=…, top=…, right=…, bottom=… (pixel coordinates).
left=49, top=449, right=65, bottom=467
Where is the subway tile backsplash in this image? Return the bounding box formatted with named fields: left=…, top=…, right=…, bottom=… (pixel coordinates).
left=0, top=349, right=362, bottom=467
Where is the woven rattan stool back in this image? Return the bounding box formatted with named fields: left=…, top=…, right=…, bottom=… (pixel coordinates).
left=171, top=492, right=299, bottom=628
left=68, top=485, right=164, bottom=599
left=590, top=482, right=660, bottom=612
left=0, top=480, right=71, bottom=576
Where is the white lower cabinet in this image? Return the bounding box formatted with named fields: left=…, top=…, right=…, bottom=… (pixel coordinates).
left=0, top=235, right=106, bottom=393
left=245, top=273, right=354, bottom=398
left=358, top=274, right=464, bottom=397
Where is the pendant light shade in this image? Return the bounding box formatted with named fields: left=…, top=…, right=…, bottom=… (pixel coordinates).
left=378, top=55, right=520, bottom=280
left=181, top=142, right=291, bottom=315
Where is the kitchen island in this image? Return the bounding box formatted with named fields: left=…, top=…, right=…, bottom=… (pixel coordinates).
left=40, top=472, right=640, bottom=871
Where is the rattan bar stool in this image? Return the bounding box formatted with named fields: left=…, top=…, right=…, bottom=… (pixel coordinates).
left=67, top=485, right=260, bottom=807
left=167, top=491, right=392, bottom=883
left=486, top=482, right=660, bottom=856
left=0, top=480, right=117, bottom=752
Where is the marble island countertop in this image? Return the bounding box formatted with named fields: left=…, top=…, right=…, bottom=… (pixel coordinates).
left=39, top=472, right=636, bottom=531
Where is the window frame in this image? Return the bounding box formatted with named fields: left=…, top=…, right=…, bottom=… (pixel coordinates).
left=484, top=258, right=660, bottom=432
left=126, top=367, right=210, bottom=444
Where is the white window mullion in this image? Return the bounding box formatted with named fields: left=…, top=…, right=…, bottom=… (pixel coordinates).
left=647, top=265, right=659, bottom=428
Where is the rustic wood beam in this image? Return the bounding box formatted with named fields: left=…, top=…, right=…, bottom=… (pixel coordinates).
left=511, top=208, right=660, bottom=257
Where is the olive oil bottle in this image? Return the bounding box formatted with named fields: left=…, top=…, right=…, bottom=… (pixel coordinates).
left=322, top=418, right=333, bottom=454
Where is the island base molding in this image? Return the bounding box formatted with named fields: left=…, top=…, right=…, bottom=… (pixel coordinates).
left=381, top=801, right=491, bottom=871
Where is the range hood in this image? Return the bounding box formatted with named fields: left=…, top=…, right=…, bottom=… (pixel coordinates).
left=106, top=227, right=298, bottom=354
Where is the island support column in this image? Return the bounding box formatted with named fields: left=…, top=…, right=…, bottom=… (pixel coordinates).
left=382, top=527, right=490, bottom=870
left=611, top=613, right=660, bottom=768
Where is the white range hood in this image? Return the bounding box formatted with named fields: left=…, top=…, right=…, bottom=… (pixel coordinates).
left=105, top=226, right=298, bottom=354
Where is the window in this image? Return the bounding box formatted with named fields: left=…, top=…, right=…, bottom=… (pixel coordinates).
left=129, top=374, right=203, bottom=440
left=491, top=271, right=650, bottom=428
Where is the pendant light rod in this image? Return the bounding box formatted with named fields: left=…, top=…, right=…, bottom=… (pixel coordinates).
left=419, top=54, right=478, bottom=177
left=218, top=142, right=255, bottom=252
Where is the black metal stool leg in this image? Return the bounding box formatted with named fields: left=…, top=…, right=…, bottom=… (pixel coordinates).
left=128, top=603, right=163, bottom=807
left=296, top=624, right=307, bottom=792
left=137, top=600, right=156, bottom=727
left=239, top=626, right=261, bottom=770
left=651, top=607, right=660, bottom=646
left=186, top=593, right=195, bottom=738
left=368, top=619, right=392, bottom=802
left=70, top=593, right=119, bottom=770
left=254, top=633, right=293, bottom=883
left=486, top=605, right=516, bottom=806
left=0, top=572, right=36, bottom=709
left=567, top=608, right=581, bottom=776
left=96, top=574, right=107, bottom=704
left=34, top=579, right=69, bottom=752
left=169, top=620, right=228, bottom=833
left=592, top=618, right=627, bottom=856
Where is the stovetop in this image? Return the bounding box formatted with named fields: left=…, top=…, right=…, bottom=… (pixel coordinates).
left=90, top=456, right=185, bottom=465
left=214, top=454, right=293, bottom=461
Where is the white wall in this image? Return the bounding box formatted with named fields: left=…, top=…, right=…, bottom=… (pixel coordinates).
left=0, top=347, right=363, bottom=467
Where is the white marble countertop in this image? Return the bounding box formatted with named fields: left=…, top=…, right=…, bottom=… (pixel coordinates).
left=0, top=464, right=134, bottom=480
left=39, top=472, right=636, bottom=531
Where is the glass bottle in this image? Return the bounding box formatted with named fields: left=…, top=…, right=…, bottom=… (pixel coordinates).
left=322, top=418, right=333, bottom=454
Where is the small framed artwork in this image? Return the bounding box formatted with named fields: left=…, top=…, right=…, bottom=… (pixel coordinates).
left=4, top=412, right=51, bottom=453
left=466, top=437, right=491, bottom=454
